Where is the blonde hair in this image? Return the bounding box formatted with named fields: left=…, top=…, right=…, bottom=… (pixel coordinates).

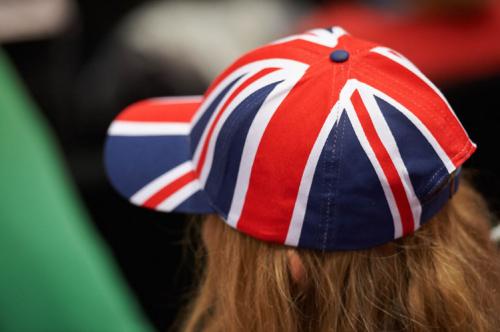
left=178, top=176, right=500, bottom=332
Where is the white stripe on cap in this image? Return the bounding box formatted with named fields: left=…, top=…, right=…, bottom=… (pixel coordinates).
left=285, top=101, right=343, bottom=246
left=108, top=121, right=191, bottom=136
left=198, top=61, right=309, bottom=187
left=271, top=26, right=347, bottom=47
left=370, top=46, right=471, bottom=138
left=156, top=180, right=202, bottom=212
left=130, top=161, right=194, bottom=205
left=226, top=62, right=308, bottom=228
left=343, top=81, right=403, bottom=239
left=362, top=83, right=456, bottom=174
left=357, top=84, right=422, bottom=230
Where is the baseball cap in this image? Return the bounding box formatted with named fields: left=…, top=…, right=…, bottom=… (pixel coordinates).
left=104, top=27, right=476, bottom=251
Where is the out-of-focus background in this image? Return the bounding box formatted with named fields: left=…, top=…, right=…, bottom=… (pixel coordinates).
left=1, top=0, right=499, bottom=331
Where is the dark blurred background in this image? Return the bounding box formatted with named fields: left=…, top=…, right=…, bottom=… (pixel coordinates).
left=2, top=0, right=499, bottom=330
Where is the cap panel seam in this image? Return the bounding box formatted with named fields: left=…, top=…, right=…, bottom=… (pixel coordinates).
left=419, top=166, right=448, bottom=199
left=320, top=62, right=338, bottom=250
left=328, top=112, right=347, bottom=250
left=322, top=110, right=339, bottom=250
left=321, top=59, right=350, bottom=250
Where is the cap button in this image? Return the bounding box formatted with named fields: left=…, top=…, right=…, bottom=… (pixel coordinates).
left=330, top=49, right=349, bottom=63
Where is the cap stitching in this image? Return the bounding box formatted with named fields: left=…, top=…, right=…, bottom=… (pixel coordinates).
left=418, top=140, right=474, bottom=201
left=330, top=112, right=347, bottom=250
left=321, top=138, right=331, bottom=250
left=321, top=61, right=341, bottom=250
left=420, top=165, right=448, bottom=197
left=324, top=52, right=351, bottom=250
left=450, top=140, right=476, bottom=165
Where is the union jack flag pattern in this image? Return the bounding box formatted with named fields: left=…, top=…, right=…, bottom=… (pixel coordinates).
left=105, top=27, right=476, bottom=250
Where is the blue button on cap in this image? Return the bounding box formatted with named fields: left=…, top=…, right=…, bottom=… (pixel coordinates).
left=330, top=50, right=349, bottom=63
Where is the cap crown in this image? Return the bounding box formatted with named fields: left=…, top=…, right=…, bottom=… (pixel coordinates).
left=187, top=27, right=474, bottom=250
left=105, top=27, right=476, bottom=250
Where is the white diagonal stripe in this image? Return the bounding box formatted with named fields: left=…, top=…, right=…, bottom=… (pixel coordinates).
left=271, top=27, right=347, bottom=48
left=199, top=63, right=308, bottom=187
left=370, top=46, right=471, bottom=137
left=343, top=81, right=403, bottom=238
left=192, top=59, right=308, bottom=167
left=130, top=161, right=194, bottom=205
left=358, top=85, right=422, bottom=230
left=156, top=180, right=202, bottom=212
left=226, top=63, right=308, bottom=228
left=285, top=101, right=344, bottom=246
left=362, top=83, right=455, bottom=173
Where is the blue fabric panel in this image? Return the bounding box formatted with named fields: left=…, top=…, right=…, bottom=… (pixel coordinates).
left=204, top=81, right=283, bottom=218
left=299, top=111, right=394, bottom=250
left=298, top=114, right=343, bottom=250
left=189, top=75, right=244, bottom=153
left=375, top=96, right=449, bottom=200
left=174, top=190, right=215, bottom=214
left=104, top=135, right=189, bottom=199
left=420, top=178, right=453, bottom=226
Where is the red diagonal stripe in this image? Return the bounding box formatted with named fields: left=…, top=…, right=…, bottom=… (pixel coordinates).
left=143, top=171, right=197, bottom=208
left=352, top=52, right=475, bottom=167
left=205, top=39, right=329, bottom=97
left=236, top=59, right=345, bottom=244
left=351, top=90, right=414, bottom=236
left=195, top=67, right=279, bottom=175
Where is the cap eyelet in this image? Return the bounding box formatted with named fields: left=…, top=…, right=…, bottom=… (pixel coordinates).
left=330, top=50, right=349, bottom=63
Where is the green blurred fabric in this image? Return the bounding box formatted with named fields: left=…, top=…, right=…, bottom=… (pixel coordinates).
left=0, top=50, right=153, bottom=332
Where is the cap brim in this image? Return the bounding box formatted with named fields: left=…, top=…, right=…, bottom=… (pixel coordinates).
left=104, top=96, right=215, bottom=214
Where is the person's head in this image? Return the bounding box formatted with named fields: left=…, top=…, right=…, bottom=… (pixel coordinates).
left=180, top=174, right=500, bottom=332
left=103, top=27, right=499, bottom=331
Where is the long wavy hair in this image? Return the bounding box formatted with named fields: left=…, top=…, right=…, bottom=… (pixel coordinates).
left=178, top=175, right=500, bottom=332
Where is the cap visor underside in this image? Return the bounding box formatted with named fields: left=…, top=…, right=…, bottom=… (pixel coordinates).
left=104, top=96, right=215, bottom=214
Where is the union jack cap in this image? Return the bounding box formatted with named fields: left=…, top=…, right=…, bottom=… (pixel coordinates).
left=104, top=27, right=476, bottom=250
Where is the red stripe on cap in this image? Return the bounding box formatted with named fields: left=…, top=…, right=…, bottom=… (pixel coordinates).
left=205, top=40, right=328, bottom=97
left=195, top=67, right=279, bottom=175
left=236, top=61, right=343, bottom=244
left=351, top=90, right=414, bottom=236
left=117, top=98, right=202, bottom=123
left=143, top=171, right=197, bottom=208
left=353, top=53, right=475, bottom=167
